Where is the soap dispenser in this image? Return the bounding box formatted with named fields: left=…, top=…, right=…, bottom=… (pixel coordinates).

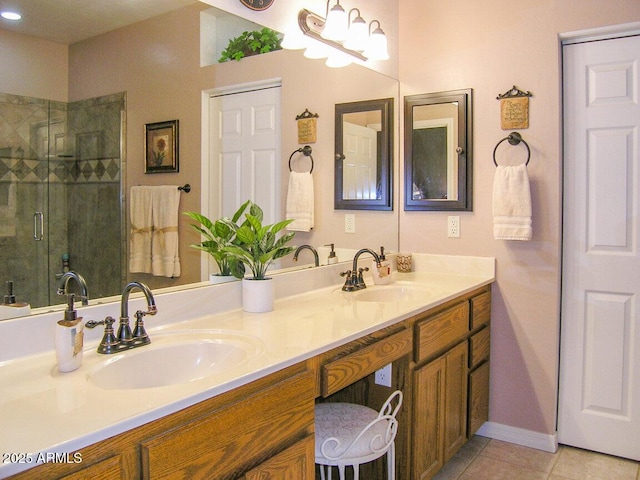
left=372, top=246, right=393, bottom=285
left=1, top=281, right=31, bottom=320
left=325, top=243, right=338, bottom=264
left=55, top=293, right=84, bottom=373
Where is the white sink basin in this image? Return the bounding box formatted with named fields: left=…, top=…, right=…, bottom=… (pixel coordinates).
left=87, top=330, right=263, bottom=390
left=354, top=285, right=427, bottom=303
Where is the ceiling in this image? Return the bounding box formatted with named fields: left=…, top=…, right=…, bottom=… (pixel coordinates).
left=0, top=0, right=198, bottom=44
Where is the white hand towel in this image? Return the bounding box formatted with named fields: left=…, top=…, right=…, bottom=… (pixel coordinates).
left=151, top=186, right=181, bottom=278
left=286, top=171, right=314, bottom=232
left=129, top=186, right=154, bottom=273
left=493, top=164, right=532, bottom=241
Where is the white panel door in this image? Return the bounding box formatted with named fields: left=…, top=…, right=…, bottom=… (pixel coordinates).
left=342, top=121, right=378, bottom=200
left=209, top=86, right=281, bottom=224
left=559, top=34, right=640, bottom=461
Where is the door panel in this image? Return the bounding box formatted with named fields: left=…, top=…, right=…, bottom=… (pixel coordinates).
left=560, top=34, right=640, bottom=461
left=209, top=86, right=281, bottom=225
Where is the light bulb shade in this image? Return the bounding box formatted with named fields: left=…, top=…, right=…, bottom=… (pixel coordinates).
left=304, top=40, right=330, bottom=59
left=344, top=17, right=368, bottom=51
left=282, top=29, right=307, bottom=50
left=326, top=51, right=353, bottom=68
left=321, top=2, right=348, bottom=41
left=363, top=26, right=389, bottom=61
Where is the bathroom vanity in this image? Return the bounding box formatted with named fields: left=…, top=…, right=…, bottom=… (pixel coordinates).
left=0, top=254, right=494, bottom=480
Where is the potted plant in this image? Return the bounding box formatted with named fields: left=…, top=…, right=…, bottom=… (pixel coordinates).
left=184, top=211, right=245, bottom=283
left=221, top=200, right=296, bottom=312
left=218, top=28, right=282, bottom=63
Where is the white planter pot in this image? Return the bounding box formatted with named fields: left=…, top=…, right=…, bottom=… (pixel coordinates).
left=242, top=277, right=274, bottom=313
left=209, top=274, right=237, bottom=285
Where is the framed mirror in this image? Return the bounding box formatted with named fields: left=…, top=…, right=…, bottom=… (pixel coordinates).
left=334, top=98, right=394, bottom=211
left=404, top=89, right=472, bottom=211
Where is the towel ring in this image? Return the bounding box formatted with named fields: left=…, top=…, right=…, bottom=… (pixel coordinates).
left=493, top=132, right=530, bottom=167
left=288, top=145, right=314, bottom=173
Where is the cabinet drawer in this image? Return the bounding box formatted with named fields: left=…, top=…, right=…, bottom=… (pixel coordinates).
left=59, top=455, right=125, bottom=480
left=415, top=302, right=469, bottom=364
left=470, top=291, right=491, bottom=330
left=141, top=370, right=315, bottom=480
left=469, top=326, right=490, bottom=368
left=243, top=434, right=315, bottom=480
left=321, top=328, right=412, bottom=397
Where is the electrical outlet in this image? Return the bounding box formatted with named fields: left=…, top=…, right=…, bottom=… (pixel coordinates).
left=345, top=214, right=356, bottom=233
left=448, top=216, right=460, bottom=238
left=375, top=363, right=392, bottom=387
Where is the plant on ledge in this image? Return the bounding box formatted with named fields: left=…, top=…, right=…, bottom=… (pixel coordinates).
left=218, top=28, right=282, bottom=63
left=184, top=211, right=245, bottom=278
left=221, top=200, right=296, bottom=280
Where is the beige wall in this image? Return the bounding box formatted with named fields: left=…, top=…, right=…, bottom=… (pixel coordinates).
left=68, top=4, right=208, bottom=289
left=0, top=29, right=68, bottom=102
left=398, top=0, right=640, bottom=436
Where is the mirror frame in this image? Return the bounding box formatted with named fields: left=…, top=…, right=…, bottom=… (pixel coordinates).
left=404, top=88, right=473, bottom=211
left=334, top=97, right=394, bottom=211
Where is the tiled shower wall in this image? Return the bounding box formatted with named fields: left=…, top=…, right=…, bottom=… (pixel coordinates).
left=0, top=92, right=125, bottom=309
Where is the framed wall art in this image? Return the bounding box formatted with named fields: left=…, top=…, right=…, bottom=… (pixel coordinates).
left=145, top=120, right=179, bottom=173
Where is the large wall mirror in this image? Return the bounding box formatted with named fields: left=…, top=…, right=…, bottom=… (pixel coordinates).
left=1, top=3, right=400, bottom=320
left=334, top=98, right=393, bottom=211
left=404, top=89, right=472, bottom=211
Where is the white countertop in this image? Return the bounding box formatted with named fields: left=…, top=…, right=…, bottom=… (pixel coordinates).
left=0, top=254, right=494, bottom=477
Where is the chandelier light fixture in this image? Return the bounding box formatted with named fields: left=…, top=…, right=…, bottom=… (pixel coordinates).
left=282, top=1, right=390, bottom=67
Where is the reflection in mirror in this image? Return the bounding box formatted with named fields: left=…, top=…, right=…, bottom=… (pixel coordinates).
left=334, top=98, right=393, bottom=211
left=404, top=89, right=472, bottom=211
left=1, top=4, right=400, bottom=321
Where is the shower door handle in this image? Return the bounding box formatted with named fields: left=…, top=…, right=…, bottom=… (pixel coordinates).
left=33, top=211, right=44, bottom=241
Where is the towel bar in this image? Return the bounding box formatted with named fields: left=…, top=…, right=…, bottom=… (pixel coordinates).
left=178, top=184, right=191, bottom=193
left=493, top=132, right=530, bottom=166
left=288, top=146, right=314, bottom=173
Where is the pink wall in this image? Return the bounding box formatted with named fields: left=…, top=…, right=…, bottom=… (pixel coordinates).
left=398, top=1, right=640, bottom=435
left=0, top=29, right=68, bottom=101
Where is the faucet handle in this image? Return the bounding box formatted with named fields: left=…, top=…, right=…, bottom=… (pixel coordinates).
left=132, top=310, right=151, bottom=345
left=356, top=267, right=370, bottom=289
left=340, top=270, right=357, bottom=292
left=96, top=316, right=119, bottom=355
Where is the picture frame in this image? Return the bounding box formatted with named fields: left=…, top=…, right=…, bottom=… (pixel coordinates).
left=145, top=120, right=179, bottom=173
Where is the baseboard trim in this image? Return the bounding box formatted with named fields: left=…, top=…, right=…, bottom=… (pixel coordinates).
left=476, top=421, right=558, bottom=453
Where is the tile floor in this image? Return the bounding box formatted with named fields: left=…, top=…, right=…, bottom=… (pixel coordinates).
left=433, top=436, right=640, bottom=480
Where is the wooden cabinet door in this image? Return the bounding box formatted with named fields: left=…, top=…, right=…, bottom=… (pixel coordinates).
left=412, top=341, right=469, bottom=480
left=468, top=361, right=490, bottom=437
left=412, top=355, right=446, bottom=480
left=444, top=341, right=468, bottom=462
left=243, top=434, right=315, bottom=480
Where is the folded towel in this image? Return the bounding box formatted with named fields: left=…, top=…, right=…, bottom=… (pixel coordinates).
left=493, top=164, right=532, bottom=241
left=286, top=171, right=314, bottom=232
left=151, top=186, right=181, bottom=278
left=129, top=186, right=154, bottom=273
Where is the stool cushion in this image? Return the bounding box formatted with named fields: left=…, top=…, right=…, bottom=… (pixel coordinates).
left=315, top=402, right=390, bottom=461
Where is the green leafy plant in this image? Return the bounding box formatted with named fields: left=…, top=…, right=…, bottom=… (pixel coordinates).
left=218, top=28, right=283, bottom=63
left=220, top=200, right=296, bottom=280
left=184, top=211, right=245, bottom=278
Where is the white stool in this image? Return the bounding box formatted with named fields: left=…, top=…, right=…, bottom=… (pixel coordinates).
left=314, top=390, right=403, bottom=480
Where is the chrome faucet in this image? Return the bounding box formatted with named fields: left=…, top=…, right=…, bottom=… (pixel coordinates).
left=293, top=245, right=319, bottom=267
left=57, top=271, right=89, bottom=305
left=341, top=248, right=381, bottom=292
left=86, top=281, right=158, bottom=354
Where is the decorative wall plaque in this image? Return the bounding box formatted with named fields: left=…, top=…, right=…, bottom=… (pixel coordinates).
left=296, top=109, right=319, bottom=144
left=497, top=86, right=532, bottom=130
